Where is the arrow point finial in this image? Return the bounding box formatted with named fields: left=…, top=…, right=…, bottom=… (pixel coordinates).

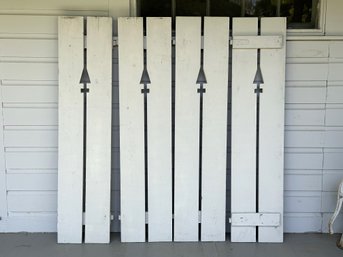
left=140, top=67, right=151, bottom=84
left=196, top=66, right=207, bottom=84
left=253, top=65, right=264, bottom=84
left=80, top=67, right=91, bottom=84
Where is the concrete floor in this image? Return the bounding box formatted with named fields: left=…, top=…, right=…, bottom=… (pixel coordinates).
left=0, top=233, right=342, bottom=257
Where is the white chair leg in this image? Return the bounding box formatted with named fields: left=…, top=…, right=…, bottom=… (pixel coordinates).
left=338, top=234, right=343, bottom=249
left=329, top=183, right=343, bottom=234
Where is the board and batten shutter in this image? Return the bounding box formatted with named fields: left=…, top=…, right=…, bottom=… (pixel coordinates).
left=58, top=16, right=112, bottom=244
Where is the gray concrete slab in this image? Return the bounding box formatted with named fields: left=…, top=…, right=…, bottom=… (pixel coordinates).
left=0, top=233, right=342, bottom=257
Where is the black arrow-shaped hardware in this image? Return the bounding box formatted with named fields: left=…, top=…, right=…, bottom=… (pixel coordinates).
left=140, top=67, right=151, bottom=94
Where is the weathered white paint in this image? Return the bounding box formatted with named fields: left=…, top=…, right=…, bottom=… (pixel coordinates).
left=231, top=17, right=258, bottom=242
left=118, top=17, right=145, bottom=242
left=201, top=17, right=229, bottom=242
left=231, top=213, right=281, bottom=227
left=84, top=17, right=112, bottom=244
left=174, top=17, right=201, bottom=242
left=146, top=17, right=172, bottom=242
left=57, top=16, right=84, bottom=244
left=0, top=12, right=343, bottom=236
left=0, top=0, right=129, bottom=17
left=0, top=79, right=7, bottom=231
left=233, top=35, right=283, bottom=49
left=258, top=17, right=286, bottom=243
left=325, top=0, right=343, bottom=35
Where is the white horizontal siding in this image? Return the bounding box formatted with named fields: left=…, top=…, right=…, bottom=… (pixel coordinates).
left=283, top=40, right=343, bottom=233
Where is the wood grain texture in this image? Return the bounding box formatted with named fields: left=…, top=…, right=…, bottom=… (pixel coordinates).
left=118, top=17, right=145, bottom=242
left=57, top=16, right=84, bottom=244
left=258, top=18, right=286, bottom=243
left=174, top=17, right=201, bottom=242
left=231, top=18, right=258, bottom=242
left=146, top=17, right=172, bottom=242
left=201, top=17, right=229, bottom=242
left=85, top=16, right=112, bottom=244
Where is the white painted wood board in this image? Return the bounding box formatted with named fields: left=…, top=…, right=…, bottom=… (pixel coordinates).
left=57, top=16, right=84, bottom=244
left=284, top=191, right=321, bottom=213
left=3, top=108, right=57, bottom=126
left=285, top=81, right=326, bottom=104
left=286, top=41, right=329, bottom=58
left=4, top=130, right=57, bottom=148
left=0, top=0, right=109, bottom=12
left=327, top=82, right=343, bottom=103
left=6, top=151, right=57, bottom=170
left=329, top=42, right=343, bottom=58
left=7, top=173, right=57, bottom=191
left=325, top=130, right=343, bottom=148
left=146, top=17, right=172, bottom=242
left=323, top=150, right=343, bottom=170
left=286, top=63, right=328, bottom=81
left=174, top=17, right=201, bottom=242
left=0, top=15, right=57, bottom=36
left=0, top=81, right=7, bottom=228
left=231, top=213, right=280, bottom=227
left=201, top=17, right=229, bottom=242
left=258, top=17, right=286, bottom=243
left=118, top=17, right=145, bottom=243
left=285, top=173, right=322, bottom=191
left=323, top=170, right=343, bottom=192
left=326, top=107, right=343, bottom=126
left=2, top=85, right=58, bottom=103
left=285, top=109, right=325, bottom=126
left=84, top=17, right=112, bottom=244
left=233, top=35, right=283, bottom=49
left=0, top=213, right=57, bottom=233
left=328, top=63, right=343, bottom=80
left=8, top=191, right=57, bottom=212
left=0, top=62, right=57, bottom=81
left=231, top=17, right=258, bottom=243
left=285, top=130, right=325, bottom=148
left=284, top=213, right=322, bottom=233
left=284, top=151, right=323, bottom=170
left=0, top=39, right=57, bottom=58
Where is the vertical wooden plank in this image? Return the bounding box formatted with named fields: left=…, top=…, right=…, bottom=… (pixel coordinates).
left=174, top=16, right=201, bottom=242
left=57, top=16, right=84, bottom=243
left=258, top=17, right=286, bottom=243
left=146, top=17, right=172, bottom=242
left=231, top=18, right=258, bottom=243
left=85, top=17, right=113, bottom=243
left=201, top=17, right=229, bottom=242
left=118, top=17, right=145, bottom=242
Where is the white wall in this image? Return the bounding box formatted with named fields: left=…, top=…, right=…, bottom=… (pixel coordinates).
left=0, top=0, right=130, bottom=17
left=284, top=40, right=343, bottom=232
left=325, top=0, right=343, bottom=35
left=0, top=0, right=342, bottom=234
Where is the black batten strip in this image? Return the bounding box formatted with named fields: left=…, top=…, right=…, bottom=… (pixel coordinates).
left=171, top=35, right=176, bottom=241
left=80, top=18, right=90, bottom=243
left=197, top=17, right=206, bottom=241
left=256, top=48, right=260, bottom=241
left=255, top=18, right=262, bottom=242
left=141, top=18, right=149, bottom=241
